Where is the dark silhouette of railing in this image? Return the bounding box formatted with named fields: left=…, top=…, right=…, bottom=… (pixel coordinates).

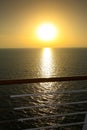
left=0, top=75, right=87, bottom=130
left=0, top=76, right=87, bottom=85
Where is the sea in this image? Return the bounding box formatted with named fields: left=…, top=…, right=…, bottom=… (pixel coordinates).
left=0, top=48, right=87, bottom=130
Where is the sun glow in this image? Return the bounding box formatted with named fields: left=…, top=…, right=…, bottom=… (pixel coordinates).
left=36, top=23, right=57, bottom=41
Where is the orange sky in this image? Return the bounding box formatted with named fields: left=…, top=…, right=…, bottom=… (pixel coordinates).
left=0, top=0, right=87, bottom=48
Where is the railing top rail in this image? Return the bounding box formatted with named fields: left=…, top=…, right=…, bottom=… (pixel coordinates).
left=0, top=75, right=87, bottom=85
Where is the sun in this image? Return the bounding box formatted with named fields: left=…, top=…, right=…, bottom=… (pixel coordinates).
left=36, top=23, right=57, bottom=41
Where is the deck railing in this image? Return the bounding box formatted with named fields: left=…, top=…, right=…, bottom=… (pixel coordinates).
left=0, top=76, right=87, bottom=130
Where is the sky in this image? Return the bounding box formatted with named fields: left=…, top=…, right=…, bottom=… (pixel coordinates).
left=0, top=0, right=87, bottom=48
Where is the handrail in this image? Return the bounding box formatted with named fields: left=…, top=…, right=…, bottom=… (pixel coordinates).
left=13, top=100, right=87, bottom=110
left=0, top=76, right=87, bottom=130
left=10, top=89, right=87, bottom=98
left=24, top=122, right=87, bottom=130
left=0, top=75, right=87, bottom=85
left=0, top=88, right=87, bottom=99
left=0, top=100, right=87, bottom=112
left=0, top=111, right=87, bottom=124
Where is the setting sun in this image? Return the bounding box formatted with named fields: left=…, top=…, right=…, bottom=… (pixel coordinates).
left=36, top=23, right=57, bottom=41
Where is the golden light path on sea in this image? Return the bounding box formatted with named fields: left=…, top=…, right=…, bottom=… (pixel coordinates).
left=41, top=48, right=53, bottom=77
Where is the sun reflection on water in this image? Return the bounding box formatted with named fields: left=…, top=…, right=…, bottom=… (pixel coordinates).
left=41, top=48, right=53, bottom=77
left=31, top=48, right=61, bottom=126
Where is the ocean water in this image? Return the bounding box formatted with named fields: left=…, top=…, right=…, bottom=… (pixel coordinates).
left=0, top=48, right=87, bottom=130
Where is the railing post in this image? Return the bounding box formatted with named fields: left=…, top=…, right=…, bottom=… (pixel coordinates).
left=82, top=114, right=87, bottom=130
